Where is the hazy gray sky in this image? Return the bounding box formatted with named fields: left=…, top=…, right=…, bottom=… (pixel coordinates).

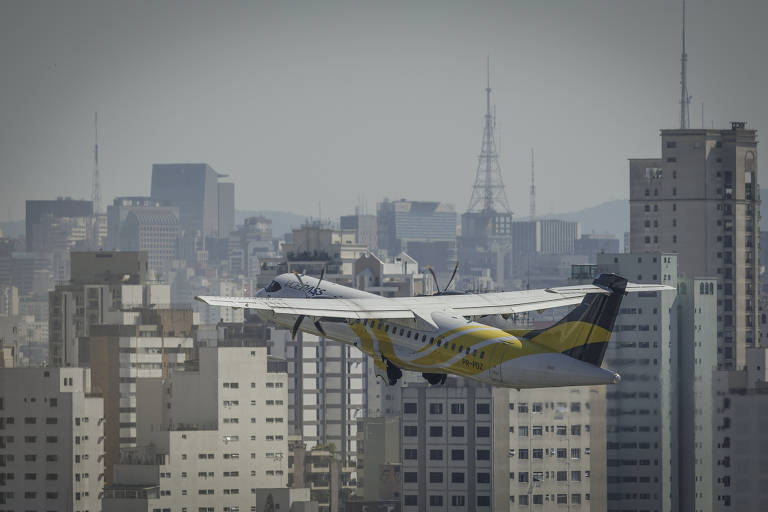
left=1, top=0, right=766, bottom=223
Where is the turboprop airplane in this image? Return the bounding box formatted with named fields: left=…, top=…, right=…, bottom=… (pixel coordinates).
left=196, top=270, right=673, bottom=389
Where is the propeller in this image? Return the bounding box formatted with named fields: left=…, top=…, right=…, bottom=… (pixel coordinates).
left=427, top=262, right=460, bottom=296
left=290, top=265, right=328, bottom=340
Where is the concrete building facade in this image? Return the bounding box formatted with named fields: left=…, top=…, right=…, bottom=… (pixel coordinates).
left=0, top=367, right=104, bottom=512
left=596, top=253, right=679, bottom=512
left=629, top=123, right=759, bottom=370
left=103, top=347, right=291, bottom=511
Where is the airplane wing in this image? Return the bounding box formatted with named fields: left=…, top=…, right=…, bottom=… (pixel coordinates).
left=196, top=282, right=674, bottom=326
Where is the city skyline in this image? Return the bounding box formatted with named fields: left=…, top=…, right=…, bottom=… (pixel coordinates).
left=1, top=0, right=767, bottom=223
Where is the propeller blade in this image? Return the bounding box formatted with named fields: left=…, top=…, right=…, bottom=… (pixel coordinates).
left=426, top=264, right=441, bottom=294
left=444, top=262, right=459, bottom=291
left=315, top=264, right=326, bottom=292
left=313, top=320, right=327, bottom=337
left=291, top=315, right=305, bottom=340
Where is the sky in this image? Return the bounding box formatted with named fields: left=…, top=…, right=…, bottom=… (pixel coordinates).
left=1, top=0, right=766, bottom=222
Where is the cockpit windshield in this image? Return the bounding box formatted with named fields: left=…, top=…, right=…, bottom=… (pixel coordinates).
left=265, top=280, right=282, bottom=293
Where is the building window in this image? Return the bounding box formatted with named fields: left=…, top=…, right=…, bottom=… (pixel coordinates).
left=404, top=449, right=417, bottom=460
left=477, top=472, right=490, bottom=483
left=429, top=472, right=443, bottom=483
left=450, top=403, right=465, bottom=415
left=451, top=426, right=465, bottom=437
left=404, top=425, right=417, bottom=437
left=404, top=495, right=417, bottom=506
left=476, top=403, right=490, bottom=414
left=429, top=403, right=443, bottom=414
left=451, top=449, right=465, bottom=461
left=451, top=472, right=465, bottom=483
left=430, top=449, right=443, bottom=461
left=404, top=472, right=417, bottom=483
left=429, top=426, right=443, bottom=437
left=403, top=402, right=417, bottom=414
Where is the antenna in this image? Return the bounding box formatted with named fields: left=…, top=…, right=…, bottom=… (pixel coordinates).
left=529, top=147, right=536, bottom=218
left=91, top=112, right=102, bottom=214
left=679, top=0, right=692, bottom=129
left=467, top=57, right=512, bottom=214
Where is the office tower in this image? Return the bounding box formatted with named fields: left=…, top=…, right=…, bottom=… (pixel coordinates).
left=48, top=251, right=150, bottom=367
left=105, top=196, right=168, bottom=250
left=150, top=163, right=224, bottom=238
left=506, top=386, right=603, bottom=511
left=217, top=181, right=235, bottom=238
left=270, top=330, right=365, bottom=489
left=629, top=122, right=758, bottom=369
left=595, top=253, right=679, bottom=512
left=102, top=347, right=292, bottom=511
left=400, top=379, right=506, bottom=511
left=377, top=200, right=457, bottom=271
left=89, top=308, right=194, bottom=484
left=0, top=367, right=104, bottom=512
left=25, top=198, right=93, bottom=252
left=341, top=213, right=378, bottom=251
left=119, top=207, right=180, bottom=274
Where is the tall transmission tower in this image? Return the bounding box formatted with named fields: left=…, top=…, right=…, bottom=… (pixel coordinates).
left=467, top=59, right=512, bottom=214
left=679, top=0, right=692, bottom=129
left=529, top=147, right=536, bottom=218
left=91, top=112, right=102, bottom=214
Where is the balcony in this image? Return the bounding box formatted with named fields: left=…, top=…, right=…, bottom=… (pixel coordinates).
left=103, top=485, right=160, bottom=500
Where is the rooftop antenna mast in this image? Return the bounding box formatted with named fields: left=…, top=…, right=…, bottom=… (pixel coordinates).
left=91, top=112, right=102, bottom=214
left=467, top=57, right=512, bottom=214
left=679, top=0, right=691, bottom=129
left=529, top=147, right=536, bottom=218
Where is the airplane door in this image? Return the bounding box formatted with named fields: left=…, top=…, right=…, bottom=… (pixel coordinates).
left=489, top=343, right=505, bottom=383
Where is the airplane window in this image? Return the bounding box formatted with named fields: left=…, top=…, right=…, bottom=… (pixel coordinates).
left=473, top=350, right=477, bottom=357
left=451, top=344, right=456, bottom=351
left=430, top=337, right=435, bottom=344
left=437, top=340, right=442, bottom=347
left=400, top=329, right=404, bottom=336
left=265, top=281, right=282, bottom=293
left=385, top=325, right=390, bottom=333
left=480, top=351, right=485, bottom=359
left=377, top=322, right=382, bottom=330
left=407, top=331, right=412, bottom=338
left=422, top=335, right=427, bottom=342
left=466, top=348, right=470, bottom=355
left=363, top=320, right=368, bottom=326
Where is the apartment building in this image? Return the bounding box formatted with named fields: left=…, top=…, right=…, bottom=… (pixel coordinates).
left=0, top=367, right=104, bottom=512
left=103, top=346, right=291, bottom=511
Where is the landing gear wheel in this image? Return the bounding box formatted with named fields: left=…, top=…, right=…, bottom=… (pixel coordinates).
left=386, top=359, right=403, bottom=386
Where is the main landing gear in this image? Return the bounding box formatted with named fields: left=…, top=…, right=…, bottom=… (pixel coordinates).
left=422, top=372, right=447, bottom=386
left=386, top=359, right=403, bottom=386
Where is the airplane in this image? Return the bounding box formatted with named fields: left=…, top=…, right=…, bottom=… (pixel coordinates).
left=196, top=270, right=673, bottom=389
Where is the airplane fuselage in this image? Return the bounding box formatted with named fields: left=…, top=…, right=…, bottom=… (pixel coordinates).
left=257, top=273, right=620, bottom=388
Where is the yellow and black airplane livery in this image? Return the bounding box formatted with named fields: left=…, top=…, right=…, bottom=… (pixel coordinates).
left=197, top=273, right=672, bottom=388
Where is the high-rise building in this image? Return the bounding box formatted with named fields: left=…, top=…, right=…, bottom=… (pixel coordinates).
left=0, top=367, right=104, bottom=512
left=399, top=379, right=506, bottom=511
left=48, top=251, right=151, bottom=367
left=270, top=330, right=365, bottom=488
left=105, top=196, right=169, bottom=250
left=341, top=213, right=378, bottom=251
left=377, top=200, right=457, bottom=271
left=150, top=163, right=225, bottom=238
left=89, top=308, right=194, bottom=484
left=677, top=276, right=718, bottom=512
left=506, top=386, right=604, bottom=511
left=595, top=253, right=680, bottom=512
left=102, top=347, right=292, bottom=511
left=120, top=207, right=180, bottom=274
left=629, top=122, right=758, bottom=369
left=217, top=181, right=235, bottom=238
left=25, top=198, right=93, bottom=252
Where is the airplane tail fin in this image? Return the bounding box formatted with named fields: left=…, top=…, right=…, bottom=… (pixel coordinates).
left=520, top=274, right=628, bottom=367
